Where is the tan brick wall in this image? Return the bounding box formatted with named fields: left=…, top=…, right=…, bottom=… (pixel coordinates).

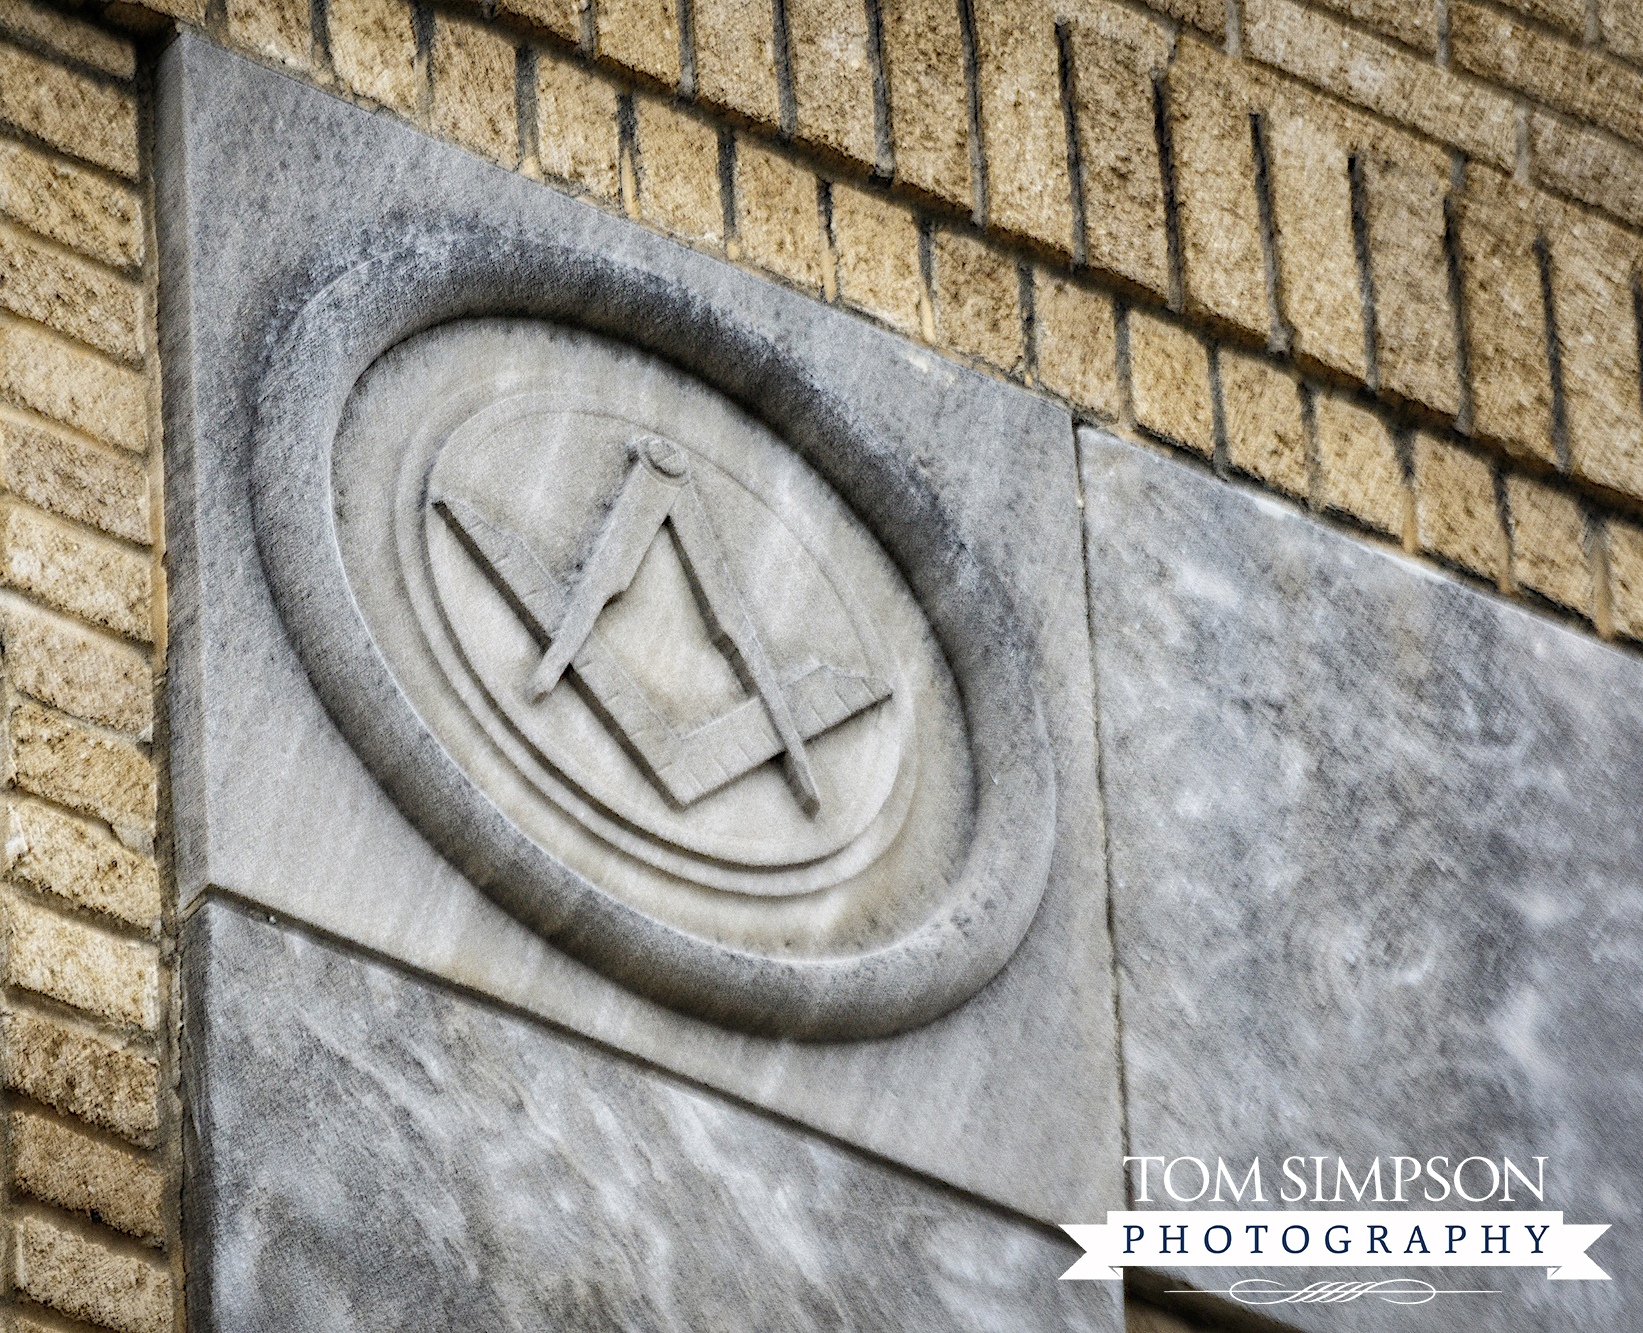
left=0, top=5, right=174, bottom=1332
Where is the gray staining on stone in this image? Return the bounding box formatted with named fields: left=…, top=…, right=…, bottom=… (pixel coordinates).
left=1082, top=429, right=1642, bottom=1332
left=183, top=899, right=1113, bottom=1333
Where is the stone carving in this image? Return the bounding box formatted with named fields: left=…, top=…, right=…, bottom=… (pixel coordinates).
left=251, top=244, right=1056, bottom=1038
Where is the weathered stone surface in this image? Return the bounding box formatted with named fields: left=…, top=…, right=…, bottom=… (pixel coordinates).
left=1610, top=518, right=1643, bottom=642
left=1128, top=308, right=1214, bottom=455
left=11, top=1215, right=171, bottom=1333
left=0, top=417, right=150, bottom=544
left=2, top=892, right=158, bottom=1030
left=1506, top=473, right=1592, bottom=618
left=1219, top=348, right=1307, bottom=497
left=430, top=12, right=518, bottom=167
left=1530, top=111, right=1643, bottom=234
left=831, top=181, right=923, bottom=336
left=1311, top=0, right=1436, bottom=52
left=157, top=32, right=1122, bottom=1237
left=1601, top=0, right=1643, bottom=64
left=8, top=699, right=156, bottom=841
left=879, top=0, right=970, bottom=208
left=0, top=1010, right=159, bottom=1145
left=692, top=0, right=779, bottom=126
left=1146, top=0, right=1221, bottom=36
left=328, top=0, right=420, bottom=117
left=633, top=95, right=723, bottom=244
left=0, top=0, right=136, bottom=78
left=1082, top=429, right=1642, bottom=1332
left=535, top=48, right=620, bottom=200
left=733, top=135, right=823, bottom=290
left=1, top=598, right=153, bottom=735
left=496, top=0, right=578, bottom=44
left=786, top=0, right=875, bottom=167
left=0, top=41, right=138, bottom=178
left=225, top=0, right=310, bottom=67
left=0, top=321, right=148, bottom=453
left=1493, top=0, right=1586, bottom=35
left=0, top=139, right=143, bottom=271
left=932, top=227, right=1020, bottom=370
left=1033, top=270, right=1120, bottom=420
left=1412, top=432, right=1507, bottom=582
left=1065, top=1, right=1171, bottom=297
left=596, top=0, right=680, bottom=89
left=1312, top=389, right=1405, bottom=537
left=5, top=797, right=161, bottom=929
left=0, top=222, right=142, bottom=364
left=0, top=503, right=152, bottom=640
left=185, top=899, right=1118, bottom=1332
left=10, top=1109, right=165, bottom=1242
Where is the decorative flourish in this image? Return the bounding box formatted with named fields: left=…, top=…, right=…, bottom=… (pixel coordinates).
left=1174, top=1280, right=1498, bottom=1306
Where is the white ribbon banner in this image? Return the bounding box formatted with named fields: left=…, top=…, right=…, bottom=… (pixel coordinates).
left=1061, top=1212, right=1611, bottom=1282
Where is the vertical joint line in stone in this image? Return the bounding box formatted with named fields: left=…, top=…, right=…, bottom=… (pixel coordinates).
left=1152, top=73, right=1185, bottom=314
left=1348, top=153, right=1380, bottom=394
left=1019, top=262, right=1037, bottom=384
left=1491, top=462, right=1516, bottom=593
left=580, top=0, right=598, bottom=59
left=1223, top=0, right=1244, bottom=58
left=1587, top=507, right=1615, bottom=637
left=412, top=2, right=435, bottom=125
left=818, top=178, right=839, bottom=302
left=618, top=91, right=640, bottom=216
left=1533, top=235, right=1572, bottom=473
left=864, top=0, right=895, bottom=180
left=956, top=0, right=987, bottom=229
left=1114, top=300, right=1136, bottom=426
left=917, top=217, right=936, bottom=342
left=1298, top=381, right=1322, bottom=511
left=309, top=0, right=333, bottom=74
left=1633, top=275, right=1643, bottom=437
left=1443, top=154, right=1475, bottom=436
left=516, top=46, right=541, bottom=177
left=1391, top=426, right=1419, bottom=552
left=1208, top=341, right=1230, bottom=476
left=718, top=129, right=738, bottom=254
left=773, top=0, right=798, bottom=140
left=1248, top=112, right=1292, bottom=356
left=678, top=0, right=698, bottom=97
left=1585, top=0, right=1602, bottom=47
left=1435, top=0, right=1451, bottom=67
left=1514, top=103, right=1532, bottom=182
left=1055, top=20, right=1088, bottom=270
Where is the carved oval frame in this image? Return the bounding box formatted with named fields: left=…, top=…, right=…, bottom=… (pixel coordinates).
left=250, top=228, right=1055, bottom=1040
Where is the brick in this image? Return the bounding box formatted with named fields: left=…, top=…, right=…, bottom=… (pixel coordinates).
left=11, top=1110, right=164, bottom=1242
left=0, top=1011, right=158, bottom=1145
left=1452, top=4, right=1643, bottom=152
left=634, top=95, right=723, bottom=243
left=1494, top=0, right=1587, bottom=36
left=11, top=1215, right=172, bottom=1333
left=329, top=0, right=420, bottom=118
left=0, top=42, right=138, bottom=179
left=3, top=894, right=158, bottom=1029
left=1360, top=128, right=1459, bottom=416
left=1128, top=309, right=1215, bottom=455
left=1220, top=350, right=1308, bottom=496
left=1609, top=519, right=1643, bottom=641
left=497, top=0, right=580, bottom=44
left=931, top=228, right=1020, bottom=371
left=1313, top=392, right=1405, bottom=536
left=1528, top=112, right=1643, bottom=234
left=786, top=0, right=875, bottom=167
left=8, top=700, right=156, bottom=841
left=226, top=0, right=310, bottom=67
left=1309, top=0, right=1436, bottom=53
left=1413, top=434, right=1507, bottom=581
left=1145, top=0, right=1222, bottom=37
left=1032, top=270, right=1120, bottom=419
left=536, top=49, right=620, bottom=200
left=1453, top=167, right=1556, bottom=464
left=0, top=140, right=142, bottom=271
left=431, top=13, right=520, bottom=167
left=1263, top=84, right=1365, bottom=382
left=831, top=183, right=922, bottom=336
left=0, top=504, right=151, bottom=640
left=734, top=137, right=823, bottom=291
left=0, top=224, right=141, bottom=364
left=0, top=417, right=150, bottom=545
left=693, top=0, right=779, bottom=127
left=2, top=600, right=152, bottom=736
left=1064, top=1, right=1170, bottom=296
left=597, top=0, right=682, bottom=88
left=5, top=798, right=160, bottom=929
left=1241, top=0, right=1517, bottom=171
left=973, top=0, right=1071, bottom=256
left=0, top=322, right=146, bottom=453
left=1506, top=474, right=1592, bottom=615
left=1544, top=204, right=1643, bottom=497
left=879, top=0, right=970, bottom=208
left=1166, top=37, right=1269, bottom=337
left=0, top=0, right=135, bottom=78
left=1600, top=0, right=1643, bottom=65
